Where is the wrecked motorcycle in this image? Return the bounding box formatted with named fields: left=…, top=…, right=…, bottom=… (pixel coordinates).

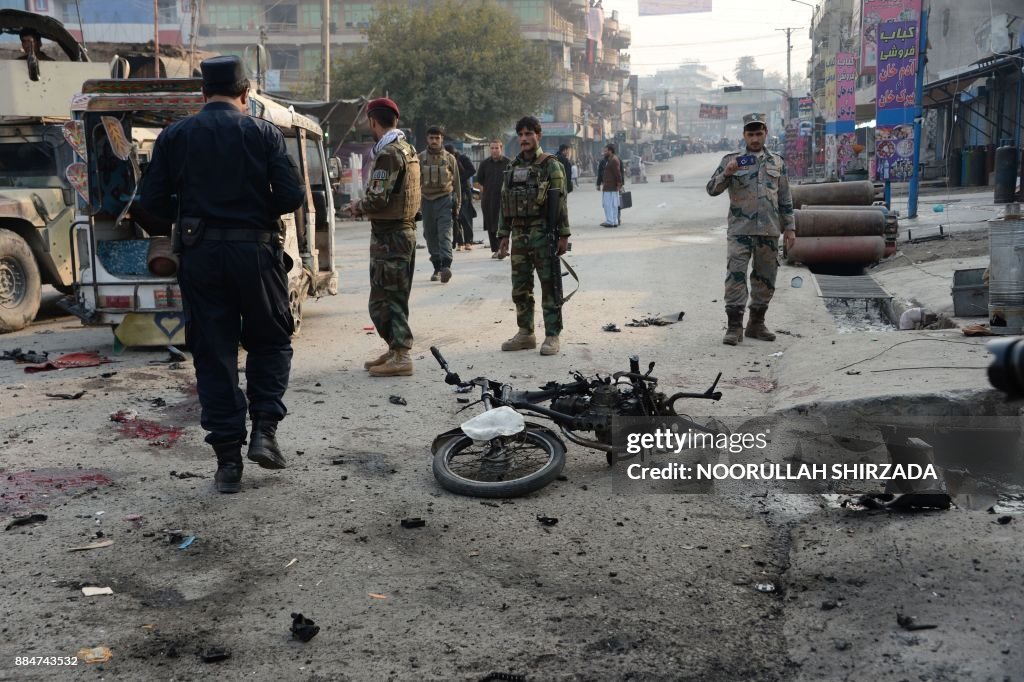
left=429, top=347, right=724, bottom=498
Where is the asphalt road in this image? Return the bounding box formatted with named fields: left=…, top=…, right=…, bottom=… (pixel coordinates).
left=0, top=151, right=1019, bottom=680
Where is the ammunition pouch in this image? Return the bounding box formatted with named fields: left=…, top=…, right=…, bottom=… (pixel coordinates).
left=501, top=183, right=544, bottom=219
left=180, top=217, right=204, bottom=249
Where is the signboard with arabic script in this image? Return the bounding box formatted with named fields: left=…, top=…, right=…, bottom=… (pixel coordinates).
left=876, top=22, right=919, bottom=112
left=639, top=0, right=712, bottom=15
left=861, top=0, right=922, bottom=75
left=875, top=20, right=920, bottom=182
left=699, top=103, right=727, bottom=120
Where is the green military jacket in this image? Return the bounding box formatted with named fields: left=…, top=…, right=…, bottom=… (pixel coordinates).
left=357, top=136, right=421, bottom=229
left=706, top=149, right=795, bottom=237
left=496, top=147, right=570, bottom=239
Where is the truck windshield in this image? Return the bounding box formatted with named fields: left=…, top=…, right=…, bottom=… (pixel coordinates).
left=0, top=139, right=62, bottom=188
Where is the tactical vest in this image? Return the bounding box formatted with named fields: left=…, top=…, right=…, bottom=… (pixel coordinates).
left=420, top=151, right=453, bottom=194
left=373, top=140, right=421, bottom=222
left=501, top=154, right=552, bottom=220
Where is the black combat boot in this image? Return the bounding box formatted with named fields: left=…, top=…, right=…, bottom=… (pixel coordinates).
left=247, top=414, right=287, bottom=470
left=213, top=442, right=243, bottom=494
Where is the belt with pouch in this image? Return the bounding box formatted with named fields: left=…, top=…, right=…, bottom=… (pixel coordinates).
left=204, top=228, right=277, bottom=243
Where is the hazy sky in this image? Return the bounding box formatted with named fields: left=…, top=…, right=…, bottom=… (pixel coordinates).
left=601, top=0, right=817, bottom=82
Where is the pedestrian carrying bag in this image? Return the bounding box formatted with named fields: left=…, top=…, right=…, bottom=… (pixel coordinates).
left=619, top=191, right=632, bottom=209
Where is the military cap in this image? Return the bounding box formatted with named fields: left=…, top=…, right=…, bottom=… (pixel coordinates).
left=367, top=97, right=400, bottom=117
left=743, top=112, right=768, bottom=130
left=200, top=55, right=246, bottom=87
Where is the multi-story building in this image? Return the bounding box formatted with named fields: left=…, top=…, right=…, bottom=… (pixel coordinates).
left=192, top=0, right=632, bottom=167
left=19, top=0, right=189, bottom=45
left=640, top=61, right=718, bottom=139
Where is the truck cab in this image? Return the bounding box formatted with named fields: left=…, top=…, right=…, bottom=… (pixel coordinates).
left=0, top=9, right=108, bottom=332
left=63, top=78, right=339, bottom=347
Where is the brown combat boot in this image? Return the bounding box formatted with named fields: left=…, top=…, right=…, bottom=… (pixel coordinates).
left=745, top=306, right=776, bottom=342
left=501, top=330, right=537, bottom=351
left=540, top=335, right=560, bottom=356
left=722, top=309, right=744, bottom=346
left=369, top=349, right=413, bottom=377
left=363, top=350, right=392, bottom=370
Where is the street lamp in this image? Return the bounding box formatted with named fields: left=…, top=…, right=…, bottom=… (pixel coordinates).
left=790, top=0, right=815, bottom=9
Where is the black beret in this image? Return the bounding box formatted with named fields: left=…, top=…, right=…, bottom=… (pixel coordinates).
left=201, top=55, right=246, bottom=87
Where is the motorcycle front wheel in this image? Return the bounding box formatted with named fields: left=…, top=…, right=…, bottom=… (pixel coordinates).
left=432, top=427, right=566, bottom=498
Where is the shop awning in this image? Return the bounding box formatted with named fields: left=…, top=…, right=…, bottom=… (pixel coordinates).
left=922, top=77, right=986, bottom=107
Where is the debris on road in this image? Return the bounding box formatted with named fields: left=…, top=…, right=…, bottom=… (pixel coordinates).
left=368, top=593, right=387, bottom=599
left=178, top=535, right=196, bottom=549
left=389, top=395, right=408, bottom=406
left=897, top=612, right=938, bottom=631
left=77, top=646, right=112, bottom=663
left=68, top=539, right=114, bottom=551
left=479, top=673, right=526, bottom=682
left=1, top=348, right=48, bottom=363
left=625, top=313, right=683, bottom=327
left=962, top=323, right=993, bottom=337
left=996, top=515, right=1012, bottom=525
left=5, top=513, right=47, bottom=530
left=290, top=612, right=320, bottom=642
left=24, top=351, right=114, bottom=373
left=755, top=582, right=776, bottom=593
left=536, top=516, right=559, bottom=526
left=200, top=647, right=231, bottom=663
left=45, top=391, right=87, bottom=400
left=81, top=586, right=114, bottom=596
left=170, top=471, right=203, bottom=479
left=602, top=323, right=621, bottom=332
left=401, top=517, right=426, bottom=529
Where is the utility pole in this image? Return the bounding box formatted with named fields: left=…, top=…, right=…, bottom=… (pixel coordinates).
left=321, top=0, right=330, bottom=101
left=188, top=0, right=199, bottom=76
left=775, top=26, right=802, bottom=118
left=153, top=0, right=160, bottom=77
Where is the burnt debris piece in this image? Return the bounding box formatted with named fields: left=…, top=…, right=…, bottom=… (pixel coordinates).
left=290, top=613, right=320, bottom=642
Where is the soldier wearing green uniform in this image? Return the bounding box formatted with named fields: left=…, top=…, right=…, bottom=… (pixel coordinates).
left=496, top=116, right=571, bottom=356
left=347, top=98, right=422, bottom=377
left=706, top=113, right=796, bottom=346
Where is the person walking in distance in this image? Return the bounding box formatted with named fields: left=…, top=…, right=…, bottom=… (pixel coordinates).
left=346, top=98, right=421, bottom=377
left=419, top=126, right=460, bottom=282
left=141, top=56, right=304, bottom=493
left=599, top=144, right=623, bottom=227
left=706, top=113, right=796, bottom=346
left=475, top=139, right=510, bottom=258
left=446, top=143, right=477, bottom=251
left=556, top=144, right=574, bottom=197
left=496, top=116, right=571, bottom=356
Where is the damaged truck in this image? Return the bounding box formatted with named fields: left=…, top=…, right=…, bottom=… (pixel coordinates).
left=0, top=10, right=108, bottom=332
left=61, top=78, right=340, bottom=347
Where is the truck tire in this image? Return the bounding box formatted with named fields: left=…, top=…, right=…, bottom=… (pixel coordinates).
left=0, top=229, right=42, bottom=333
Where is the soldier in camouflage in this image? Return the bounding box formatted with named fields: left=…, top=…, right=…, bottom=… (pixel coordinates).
left=347, top=98, right=422, bottom=377
left=496, top=116, right=571, bottom=356
left=706, top=113, right=796, bottom=346
left=418, top=126, right=460, bottom=283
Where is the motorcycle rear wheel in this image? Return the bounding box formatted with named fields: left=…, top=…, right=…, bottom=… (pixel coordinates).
left=432, top=427, right=566, bottom=498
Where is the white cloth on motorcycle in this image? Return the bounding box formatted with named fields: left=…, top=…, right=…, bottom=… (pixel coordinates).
left=460, top=406, right=525, bottom=441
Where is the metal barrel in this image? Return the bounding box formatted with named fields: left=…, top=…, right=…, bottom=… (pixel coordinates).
left=146, top=236, right=178, bottom=276
left=989, top=217, right=1024, bottom=335
left=994, top=145, right=1020, bottom=204
left=971, top=146, right=988, bottom=187
left=795, top=209, right=886, bottom=237
left=962, top=149, right=976, bottom=187
left=785, top=236, right=885, bottom=266
left=948, top=148, right=962, bottom=187
left=790, top=180, right=878, bottom=209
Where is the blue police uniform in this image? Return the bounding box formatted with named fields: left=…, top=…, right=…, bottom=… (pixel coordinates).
left=141, top=56, right=303, bottom=487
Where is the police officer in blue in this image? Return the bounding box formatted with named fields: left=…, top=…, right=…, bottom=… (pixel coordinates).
left=142, top=55, right=304, bottom=493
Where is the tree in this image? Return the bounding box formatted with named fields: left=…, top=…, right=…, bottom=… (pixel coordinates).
left=330, top=0, right=554, bottom=142
left=734, top=56, right=759, bottom=85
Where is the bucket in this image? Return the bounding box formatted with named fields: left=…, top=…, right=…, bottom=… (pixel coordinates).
left=989, top=218, right=1024, bottom=334
left=147, top=237, right=178, bottom=277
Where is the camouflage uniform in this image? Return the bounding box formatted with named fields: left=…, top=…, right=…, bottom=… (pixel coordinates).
left=418, top=149, right=461, bottom=273
left=706, top=149, right=794, bottom=312
left=497, top=147, right=570, bottom=336
left=356, top=134, right=422, bottom=351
